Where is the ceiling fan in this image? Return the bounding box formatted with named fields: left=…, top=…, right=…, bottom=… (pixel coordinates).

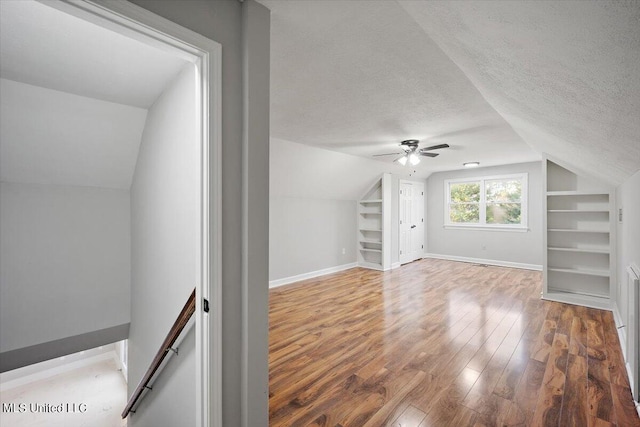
left=373, top=140, right=450, bottom=165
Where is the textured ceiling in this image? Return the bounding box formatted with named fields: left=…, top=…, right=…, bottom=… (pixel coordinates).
left=399, top=0, right=640, bottom=185
left=261, top=0, right=640, bottom=184
left=262, top=0, right=539, bottom=174
left=0, top=0, right=188, bottom=108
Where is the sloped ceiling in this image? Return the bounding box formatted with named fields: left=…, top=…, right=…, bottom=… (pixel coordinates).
left=271, top=138, right=410, bottom=200
left=0, top=0, right=190, bottom=189
left=0, top=79, right=147, bottom=189
left=261, top=0, right=640, bottom=185
left=399, top=0, right=640, bottom=185
left=0, top=0, right=188, bottom=108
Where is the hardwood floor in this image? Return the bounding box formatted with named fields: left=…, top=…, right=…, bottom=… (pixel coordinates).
left=269, top=258, right=640, bottom=427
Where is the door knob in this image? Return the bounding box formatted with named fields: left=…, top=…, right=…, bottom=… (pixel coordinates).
left=411, top=225, right=416, bottom=229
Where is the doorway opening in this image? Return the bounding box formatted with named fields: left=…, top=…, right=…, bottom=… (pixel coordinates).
left=0, top=1, right=221, bottom=425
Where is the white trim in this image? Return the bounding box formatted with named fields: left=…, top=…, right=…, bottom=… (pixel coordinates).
left=399, top=179, right=426, bottom=265
left=0, top=350, right=119, bottom=392
left=50, top=2, right=223, bottom=426
left=391, top=261, right=402, bottom=270
left=444, top=173, right=528, bottom=229
left=543, top=291, right=611, bottom=311
left=613, top=301, right=628, bottom=367
left=443, top=225, right=529, bottom=232
left=613, top=301, right=640, bottom=414
left=269, top=263, right=358, bottom=288
left=424, top=253, right=542, bottom=271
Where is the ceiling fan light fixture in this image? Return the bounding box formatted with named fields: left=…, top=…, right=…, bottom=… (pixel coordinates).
left=397, top=155, right=408, bottom=166
left=409, top=153, right=420, bottom=165
left=463, top=162, right=480, bottom=168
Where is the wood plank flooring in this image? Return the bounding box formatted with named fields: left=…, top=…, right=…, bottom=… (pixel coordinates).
left=269, top=258, right=640, bottom=427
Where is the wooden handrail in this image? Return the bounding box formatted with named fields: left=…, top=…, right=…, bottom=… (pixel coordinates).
left=122, top=288, right=196, bottom=418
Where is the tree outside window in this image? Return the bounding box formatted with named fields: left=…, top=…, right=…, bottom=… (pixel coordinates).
left=445, top=174, right=527, bottom=229
left=449, top=182, right=480, bottom=223
left=485, top=179, right=522, bottom=224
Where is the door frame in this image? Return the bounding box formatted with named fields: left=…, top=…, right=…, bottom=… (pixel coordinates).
left=43, top=1, right=222, bottom=426
left=399, top=179, right=425, bottom=265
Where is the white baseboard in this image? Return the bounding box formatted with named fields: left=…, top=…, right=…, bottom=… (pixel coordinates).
left=613, top=301, right=628, bottom=361
left=0, top=349, right=119, bottom=392
left=424, top=253, right=542, bottom=271
left=269, top=262, right=358, bottom=288
left=391, top=262, right=401, bottom=270
left=610, top=302, right=640, bottom=413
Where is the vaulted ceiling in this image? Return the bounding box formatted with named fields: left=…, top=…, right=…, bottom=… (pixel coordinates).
left=0, top=0, right=187, bottom=108
left=261, top=0, right=640, bottom=185
left=0, top=0, right=189, bottom=189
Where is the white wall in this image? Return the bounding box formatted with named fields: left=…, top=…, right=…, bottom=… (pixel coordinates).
left=0, top=182, right=130, bottom=369
left=426, top=161, right=543, bottom=268
left=128, top=64, right=197, bottom=426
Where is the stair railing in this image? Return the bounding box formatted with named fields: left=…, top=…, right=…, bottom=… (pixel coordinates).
left=122, top=288, right=196, bottom=418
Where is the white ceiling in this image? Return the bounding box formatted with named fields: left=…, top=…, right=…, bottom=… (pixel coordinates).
left=0, top=0, right=188, bottom=108
left=271, top=138, right=410, bottom=200
left=261, top=0, right=640, bottom=185
left=0, top=0, right=190, bottom=189
left=0, top=79, right=148, bottom=189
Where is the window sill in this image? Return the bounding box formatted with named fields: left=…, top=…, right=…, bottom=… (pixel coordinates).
left=444, top=224, right=529, bottom=233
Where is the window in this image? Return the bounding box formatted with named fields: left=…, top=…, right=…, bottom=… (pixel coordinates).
left=445, top=173, right=528, bottom=230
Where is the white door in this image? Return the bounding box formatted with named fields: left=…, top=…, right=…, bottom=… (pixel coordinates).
left=399, top=181, right=425, bottom=264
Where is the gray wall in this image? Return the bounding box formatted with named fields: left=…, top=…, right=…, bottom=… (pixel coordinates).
left=426, top=161, right=543, bottom=267
left=128, top=64, right=197, bottom=426
left=241, top=1, right=270, bottom=425
left=616, top=169, right=640, bottom=306
left=269, top=139, right=429, bottom=280
left=0, top=182, right=130, bottom=370
left=270, top=197, right=357, bottom=280
left=127, top=1, right=270, bottom=425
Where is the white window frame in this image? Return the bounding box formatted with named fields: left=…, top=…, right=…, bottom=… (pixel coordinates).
left=444, top=173, right=528, bottom=231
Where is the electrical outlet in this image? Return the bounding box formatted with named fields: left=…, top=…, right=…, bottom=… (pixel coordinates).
left=342, top=248, right=346, bottom=255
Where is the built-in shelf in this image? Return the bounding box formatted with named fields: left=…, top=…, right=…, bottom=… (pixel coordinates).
left=357, top=174, right=391, bottom=271
left=547, top=191, right=609, bottom=196
left=359, top=248, right=382, bottom=253
left=543, top=157, right=613, bottom=308
left=548, top=247, right=609, bottom=254
left=547, top=228, right=609, bottom=233
left=546, top=288, right=610, bottom=300
left=548, top=267, right=609, bottom=277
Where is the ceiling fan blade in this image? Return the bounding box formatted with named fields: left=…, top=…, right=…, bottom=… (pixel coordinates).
left=419, top=152, right=439, bottom=157
left=372, top=152, right=402, bottom=157
left=420, top=143, right=450, bottom=151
